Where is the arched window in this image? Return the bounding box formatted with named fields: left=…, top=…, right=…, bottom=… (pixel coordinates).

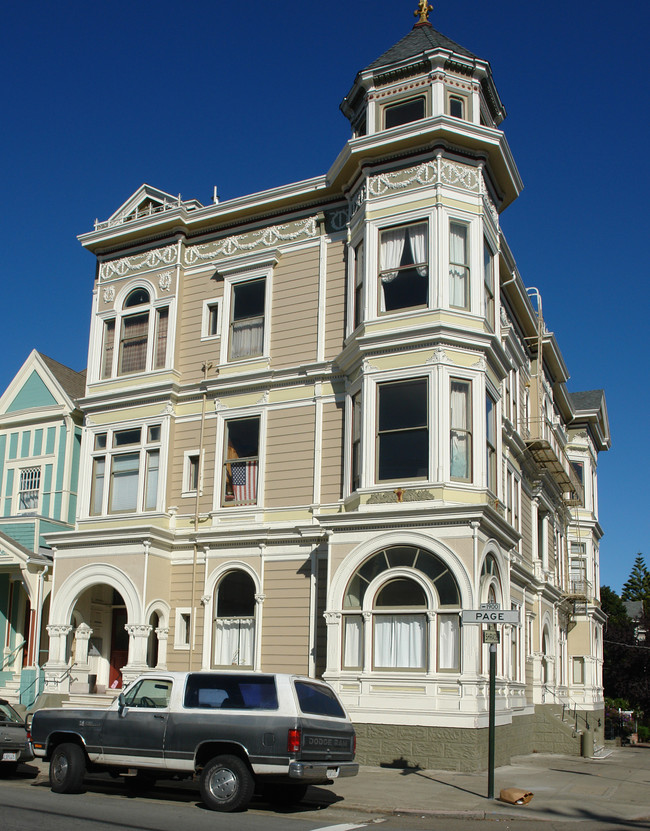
left=147, top=611, right=160, bottom=668
left=341, top=546, right=461, bottom=673
left=213, top=571, right=256, bottom=668
left=101, top=287, right=169, bottom=379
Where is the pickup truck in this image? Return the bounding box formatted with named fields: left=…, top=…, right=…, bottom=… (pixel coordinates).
left=30, top=670, right=358, bottom=811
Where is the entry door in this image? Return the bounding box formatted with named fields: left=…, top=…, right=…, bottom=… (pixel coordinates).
left=109, top=608, right=128, bottom=689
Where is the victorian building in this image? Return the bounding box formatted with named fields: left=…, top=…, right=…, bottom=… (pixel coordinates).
left=41, top=5, right=610, bottom=768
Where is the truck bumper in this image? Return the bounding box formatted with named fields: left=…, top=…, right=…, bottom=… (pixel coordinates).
left=288, top=761, right=359, bottom=781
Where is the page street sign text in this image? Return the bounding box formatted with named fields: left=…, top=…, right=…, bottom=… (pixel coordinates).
left=462, top=609, right=520, bottom=624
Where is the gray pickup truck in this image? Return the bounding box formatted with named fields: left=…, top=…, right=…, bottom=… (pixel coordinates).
left=30, top=670, right=357, bottom=811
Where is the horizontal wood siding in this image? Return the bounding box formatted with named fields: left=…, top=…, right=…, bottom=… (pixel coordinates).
left=320, top=399, right=344, bottom=503
left=521, top=489, right=533, bottom=564
left=261, top=559, right=311, bottom=674
left=324, top=240, right=346, bottom=361
left=265, top=406, right=315, bottom=508
left=168, top=561, right=205, bottom=671
left=177, top=266, right=223, bottom=384
left=270, top=246, right=320, bottom=368
left=168, top=416, right=216, bottom=514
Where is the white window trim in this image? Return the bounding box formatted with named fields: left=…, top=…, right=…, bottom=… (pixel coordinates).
left=174, top=607, right=192, bottom=650
left=218, top=262, right=275, bottom=366
left=201, top=298, right=221, bottom=341
left=181, top=449, right=202, bottom=498
left=212, top=408, right=267, bottom=513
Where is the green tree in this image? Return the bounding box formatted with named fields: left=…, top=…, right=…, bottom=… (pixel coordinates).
left=621, top=554, right=650, bottom=607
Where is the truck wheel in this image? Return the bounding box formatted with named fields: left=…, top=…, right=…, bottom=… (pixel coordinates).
left=50, top=743, right=86, bottom=794
left=262, top=783, right=309, bottom=805
left=200, top=754, right=254, bottom=812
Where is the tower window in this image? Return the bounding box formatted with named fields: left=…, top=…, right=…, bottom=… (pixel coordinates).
left=384, top=96, right=426, bottom=129
left=449, top=96, right=465, bottom=119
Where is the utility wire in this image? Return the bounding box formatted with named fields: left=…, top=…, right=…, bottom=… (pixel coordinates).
left=604, top=638, right=650, bottom=651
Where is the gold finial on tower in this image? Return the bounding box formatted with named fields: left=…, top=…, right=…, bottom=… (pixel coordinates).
left=414, top=0, right=433, bottom=25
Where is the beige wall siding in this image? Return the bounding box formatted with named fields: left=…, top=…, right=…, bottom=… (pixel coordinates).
left=177, top=265, right=223, bottom=385
left=324, top=240, right=346, bottom=362
left=521, top=489, right=533, bottom=563
left=270, top=246, right=320, bottom=369
left=265, top=406, right=315, bottom=507
left=168, top=416, right=217, bottom=513
left=261, top=558, right=311, bottom=674
left=168, top=560, right=205, bottom=671
left=320, top=399, right=345, bottom=504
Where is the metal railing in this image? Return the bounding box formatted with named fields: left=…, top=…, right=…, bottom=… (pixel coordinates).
left=1, top=641, right=26, bottom=671
left=543, top=684, right=591, bottom=732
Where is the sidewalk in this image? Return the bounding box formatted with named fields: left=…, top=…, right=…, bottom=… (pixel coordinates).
left=321, top=745, right=650, bottom=823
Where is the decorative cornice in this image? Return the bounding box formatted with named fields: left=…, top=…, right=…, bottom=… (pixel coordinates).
left=99, top=245, right=177, bottom=281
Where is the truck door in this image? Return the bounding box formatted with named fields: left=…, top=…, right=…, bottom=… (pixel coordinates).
left=100, top=677, right=172, bottom=769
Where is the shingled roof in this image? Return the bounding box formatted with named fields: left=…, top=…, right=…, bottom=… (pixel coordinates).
left=365, top=23, right=477, bottom=72
left=569, top=390, right=605, bottom=413
left=38, top=353, right=87, bottom=402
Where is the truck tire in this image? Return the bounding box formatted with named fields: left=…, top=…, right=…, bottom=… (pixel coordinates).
left=200, top=754, right=255, bottom=812
left=50, top=742, right=86, bottom=794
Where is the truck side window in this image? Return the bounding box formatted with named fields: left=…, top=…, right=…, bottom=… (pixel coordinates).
left=124, top=678, right=172, bottom=708
left=184, top=673, right=278, bottom=710
left=294, top=681, right=346, bottom=718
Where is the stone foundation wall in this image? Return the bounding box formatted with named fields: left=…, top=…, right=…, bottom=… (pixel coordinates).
left=354, top=707, right=596, bottom=771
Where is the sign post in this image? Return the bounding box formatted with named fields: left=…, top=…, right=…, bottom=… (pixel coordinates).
left=461, top=604, right=520, bottom=799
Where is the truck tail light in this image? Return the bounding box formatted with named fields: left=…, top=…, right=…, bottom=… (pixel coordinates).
left=353, top=734, right=356, bottom=754
left=287, top=728, right=301, bottom=753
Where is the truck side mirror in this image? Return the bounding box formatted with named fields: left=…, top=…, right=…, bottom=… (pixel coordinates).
left=118, top=693, right=127, bottom=717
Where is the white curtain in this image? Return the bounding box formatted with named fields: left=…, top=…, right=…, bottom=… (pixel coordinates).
left=450, top=382, right=470, bottom=479
left=409, top=224, right=428, bottom=276
left=379, top=227, right=406, bottom=283
left=214, top=618, right=255, bottom=666
left=449, top=224, right=468, bottom=308
left=438, top=614, right=460, bottom=670
left=374, top=614, right=425, bottom=668
left=231, top=317, right=264, bottom=359
left=110, top=453, right=139, bottom=512
left=343, top=616, right=363, bottom=668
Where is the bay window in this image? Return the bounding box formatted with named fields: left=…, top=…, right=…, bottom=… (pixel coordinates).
left=486, top=392, right=497, bottom=492
left=90, top=424, right=161, bottom=515
left=450, top=379, right=472, bottom=481
left=378, top=222, right=428, bottom=312
left=377, top=378, right=428, bottom=482
left=483, top=238, right=495, bottom=328
left=449, top=222, right=469, bottom=309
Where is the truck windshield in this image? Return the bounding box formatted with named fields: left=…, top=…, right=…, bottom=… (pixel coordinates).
left=184, top=674, right=278, bottom=710
left=294, top=681, right=346, bottom=718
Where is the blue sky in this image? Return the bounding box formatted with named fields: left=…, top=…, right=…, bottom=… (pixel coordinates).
left=0, top=0, right=646, bottom=592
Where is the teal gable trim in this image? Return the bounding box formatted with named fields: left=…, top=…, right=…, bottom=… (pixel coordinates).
left=33, top=429, right=43, bottom=456
left=7, top=370, right=57, bottom=412
left=9, top=433, right=18, bottom=459
left=53, top=425, right=67, bottom=521
left=45, top=427, right=55, bottom=455
left=0, top=523, right=35, bottom=551
left=68, top=428, right=82, bottom=524
left=0, top=435, right=5, bottom=509
left=21, top=430, right=31, bottom=458
left=7, top=370, right=57, bottom=413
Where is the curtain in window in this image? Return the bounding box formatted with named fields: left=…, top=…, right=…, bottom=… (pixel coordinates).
left=408, top=224, right=428, bottom=276
left=449, top=224, right=468, bottom=307
left=144, top=450, right=159, bottom=510
left=110, top=453, right=139, bottom=512
left=91, top=457, right=105, bottom=515
left=120, top=314, right=149, bottom=374
left=214, top=618, right=255, bottom=666
left=450, top=381, right=470, bottom=479
left=343, top=616, right=363, bottom=668
left=154, top=308, right=168, bottom=369
left=374, top=614, right=425, bottom=668
left=438, top=614, right=460, bottom=670
left=231, top=317, right=264, bottom=359
left=102, top=320, right=115, bottom=379
left=379, top=227, right=407, bottom=283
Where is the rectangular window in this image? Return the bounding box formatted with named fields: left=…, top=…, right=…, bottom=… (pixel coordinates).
left=571, top=460, right=585, bottom=506
left=343, top=615, right=363, bottom=669
left=90, top=424, right=162, bottom=516
left=438, top=614, right=460, bottom=670
left=378, top=222, right=428, bottom=312
left=154, top=307, right=168, bottom=369
left=448, top=95, right=465, bottom=119
left=18, top=467, right=40, bottom=510
left=353, top=242, right=364, bottom=329
left=202, top=299, right=221, bottom=339
left=572, top=657, right=585, bottom=685
left=223, top=417, right=260, bottom=506
left=175, top=609, right=191, bottom=649
left=450, top=379, right=472, bottom=481
left=187, top=453, right=200, bottom=493
left=377, top=379, right=428, bottom=482
left=483, top=239, right=495, bottom=328
left=101, top=319, right=115, bottom=379
left=119, top=312, right=149, bottom=374
left=351, top=393, right=361, bottom=492
left=374, top=614, right=426, bottom=669
left=449, top=222, right=469, bottom=309
left=230, top=279, right=265, bottom=360
left=384, top=96, right=425, bottom=129
left=486, top=393, right=496, bottom=491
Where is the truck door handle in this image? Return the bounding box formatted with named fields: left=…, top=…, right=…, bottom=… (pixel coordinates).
left=153, top=714, right=166, bottom=720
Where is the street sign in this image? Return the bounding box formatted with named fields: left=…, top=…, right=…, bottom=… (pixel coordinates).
left=462, top=609, right=520, bottom=624
left=480, top=602, right=501, bottom=610
left=483, top=629, right=500, bottom=644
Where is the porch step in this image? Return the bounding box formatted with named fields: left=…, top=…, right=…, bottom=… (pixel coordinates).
left=593, top=745, right=613, bottom=759
left=63, top=691, right=119, bottom=709
left=0, top=675, right=22, bottom=706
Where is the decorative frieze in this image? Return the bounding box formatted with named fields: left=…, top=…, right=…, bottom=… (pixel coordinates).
left=99, top=245, right=177, bottom=281
left=368, top=157, right=481, bottom=199
left=184, top=216, right=318, bottom=266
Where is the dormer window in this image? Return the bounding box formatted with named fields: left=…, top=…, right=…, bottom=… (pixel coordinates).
left=384, top=96, right=425, bottom=130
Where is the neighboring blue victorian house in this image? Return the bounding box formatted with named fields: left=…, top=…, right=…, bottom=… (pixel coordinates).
left=0, top=350, right=85, bottom=706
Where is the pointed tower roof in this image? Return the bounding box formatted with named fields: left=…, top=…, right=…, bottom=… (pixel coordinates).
left=365, top=20, right=477, bottom=73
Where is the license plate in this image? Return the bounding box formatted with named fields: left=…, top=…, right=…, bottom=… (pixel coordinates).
left=2, top=752, right=18, bottom=762
left=326, top=768, right=339, bottom=779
